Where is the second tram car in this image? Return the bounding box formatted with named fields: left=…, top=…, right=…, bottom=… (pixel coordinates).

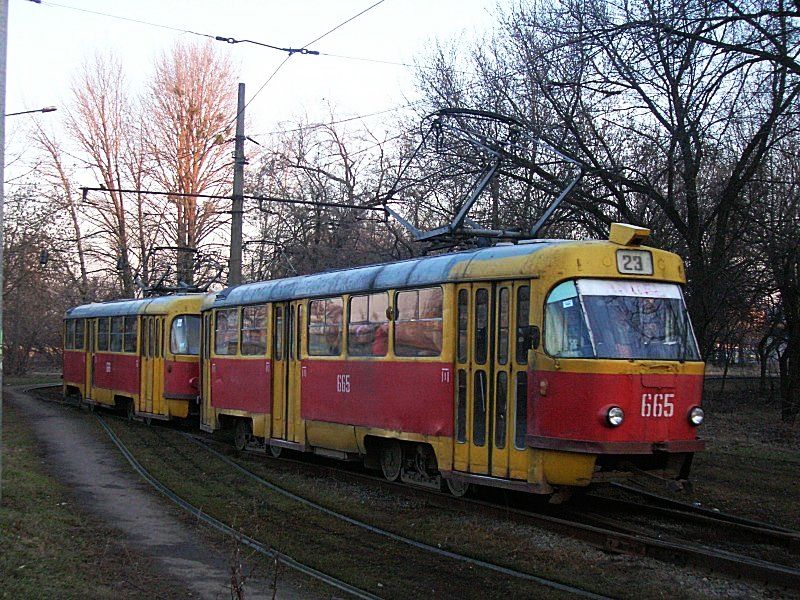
left=199, top=223, right=705, bottom=496
left=63, top=294, right=205, bottom=422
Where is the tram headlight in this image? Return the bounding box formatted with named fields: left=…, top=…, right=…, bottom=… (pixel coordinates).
left=688, top=406, right=705, bottom=426
left=606, top=406, right=624, bottom=427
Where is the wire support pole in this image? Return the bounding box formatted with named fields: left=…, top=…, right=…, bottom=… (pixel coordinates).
left=229, top=83, right=246, bottom=286
left=0, top=0, right=8, bottom=504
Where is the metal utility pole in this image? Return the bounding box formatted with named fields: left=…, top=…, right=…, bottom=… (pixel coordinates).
left=0, top=0, right=8, bottom=504
left=228, top=83, right=246, bottom=286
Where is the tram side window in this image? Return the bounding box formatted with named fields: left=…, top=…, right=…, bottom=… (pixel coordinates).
left=348, top=292, right=389, bottom=357
left=215, top=309, right=239, bottom=355
left=498, top=287, right=510, bottom=365
left=308, top=297, right=343, bottom=356
left=74, top=319, right=85, bottom=350
left=515, top=286, right=530, bottom=365
left=171, top=315, right=201, bottom=355
left=457, top=289, right=468, bottom=363
left=110, top=317, right=124, bottom=352
left=97, top=317, right=110, bottom=351
left=203, top=314, right=211, bottom=359
left=474, top=289, right=489, bottom=364
left=395, top=287, right=443, bottom=357
left=514, top=372, right=528, bottom=450
left=123, top=316, right=138, bottom=353
left=456, top=369, right=467, bottom=443
left=65, top=320, right=75, bottom=349
left=241, top=305, right=268, bottom=355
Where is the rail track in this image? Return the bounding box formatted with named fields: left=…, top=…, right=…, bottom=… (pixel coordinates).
left=25, top=384, right=800, bottom=594
left=24, top=384, right=608, bottom=599
left=182, top=428, right=800, bottom=591
left=581, top=483, right=800, bottom=552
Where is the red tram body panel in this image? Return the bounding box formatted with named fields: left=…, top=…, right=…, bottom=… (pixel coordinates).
left=62, top=350, right=86, bottom=386
left=300, top=360, right=454, bottom=437
left=210, top=357, right=272, bottom=412
left=91, top=353, right=140, bottom=396
left=528, top=371, right=705, bottom=451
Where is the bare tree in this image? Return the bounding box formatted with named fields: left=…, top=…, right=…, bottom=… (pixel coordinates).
left=413, top=0, right=799, bottom=357
left=144, top=40, right=236, bottom=286
left=67, top=53, right=138, bottom=296
left=2, top=189, right=76, bottom=374
left=32, top=124, right=91, bottom=301
left=245, top=117, right=404, bottom=279
left=745, top=131, right=800, bottom=422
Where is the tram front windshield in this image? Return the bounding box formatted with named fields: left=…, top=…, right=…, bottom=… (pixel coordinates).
left=545, top=279, right=700, bottom=361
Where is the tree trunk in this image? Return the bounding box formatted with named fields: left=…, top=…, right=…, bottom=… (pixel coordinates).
left=780, top=320, right=799, bottom=424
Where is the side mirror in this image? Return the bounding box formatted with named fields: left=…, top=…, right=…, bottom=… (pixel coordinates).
left=530, top=325, right=540, bottom=350
left=518, top=325, right=540, bottom=351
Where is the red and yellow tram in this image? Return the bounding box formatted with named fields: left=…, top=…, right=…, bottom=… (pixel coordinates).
left=63, top=294, right=205, bottom=422
left=200, top=223, right=705, bottom=496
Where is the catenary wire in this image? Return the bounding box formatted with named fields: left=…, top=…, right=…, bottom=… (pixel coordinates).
left=235, top=0, right=390, bottom=123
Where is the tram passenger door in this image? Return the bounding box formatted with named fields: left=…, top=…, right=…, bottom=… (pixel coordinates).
left=140, top=316, right=153, bottom=415
left=200, top=312, right=215, bottom=431
left=271, top=304, right=288, bottom=439
left=453, top=281, right=530, bottom=479
left=85, top=318, right=95, bottom=400
left=151, top=316, right=165, bottom=415
left=287, top=300, right=304, bottom=443
left=272, top=302, right=303, bottom=443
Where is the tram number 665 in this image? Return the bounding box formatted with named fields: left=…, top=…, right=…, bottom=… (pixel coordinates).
left=641, top=393, right=674, bottom=417
left=336, top=374, right=351, bottom=393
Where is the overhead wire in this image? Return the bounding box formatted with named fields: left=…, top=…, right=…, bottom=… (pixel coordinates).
left=302, top=0, right=387, bottom=48
left=233, top=0, right=389, bottom=124
left=249, top=102, right=421, bottom=137
left=34, top=0, right=219, bottom=39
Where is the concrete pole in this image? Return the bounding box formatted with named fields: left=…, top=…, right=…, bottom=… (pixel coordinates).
left=228, top=83, right=245, bottom=286
left=0, top=0, right=9, bottom=504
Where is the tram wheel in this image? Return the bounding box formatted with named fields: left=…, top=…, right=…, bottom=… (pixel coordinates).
left=445, top=478, right=470, bottom=498
left=380, top=440, right=402, bottom=481
left=269, top=444, right=282, bottom=458
left=234, top=419, right=251, bottom=452
left=126, top=400, right=135, bottom=421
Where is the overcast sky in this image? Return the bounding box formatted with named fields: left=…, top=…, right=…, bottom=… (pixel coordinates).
left=7, top=0, right=496, bottom=144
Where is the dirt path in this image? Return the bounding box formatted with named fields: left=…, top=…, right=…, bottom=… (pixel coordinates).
left=7, top=388, right=317, bottom=600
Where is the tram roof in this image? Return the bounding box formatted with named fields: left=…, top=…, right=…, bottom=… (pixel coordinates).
left=65, top=293, right=206, bottom=318
left=213, top=240, right=568, bottom=308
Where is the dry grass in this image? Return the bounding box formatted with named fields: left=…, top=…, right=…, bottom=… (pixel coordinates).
left=0, top=399, right=191, bottom=600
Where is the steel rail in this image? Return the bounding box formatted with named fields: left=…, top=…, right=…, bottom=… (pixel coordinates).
left=179, top=433, right=609, bottom=600
left=93, top=415, right=380, bottom=600
left=582, top=493, right=800, bottom=550
left=185, top=432, right=800, bottom=590
left=610, top=482, right=799, bottom=534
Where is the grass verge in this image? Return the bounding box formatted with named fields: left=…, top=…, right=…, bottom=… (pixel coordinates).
left=685, top=378, right=800, bottom=528
left=0, top=398, right=190, bottom=600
